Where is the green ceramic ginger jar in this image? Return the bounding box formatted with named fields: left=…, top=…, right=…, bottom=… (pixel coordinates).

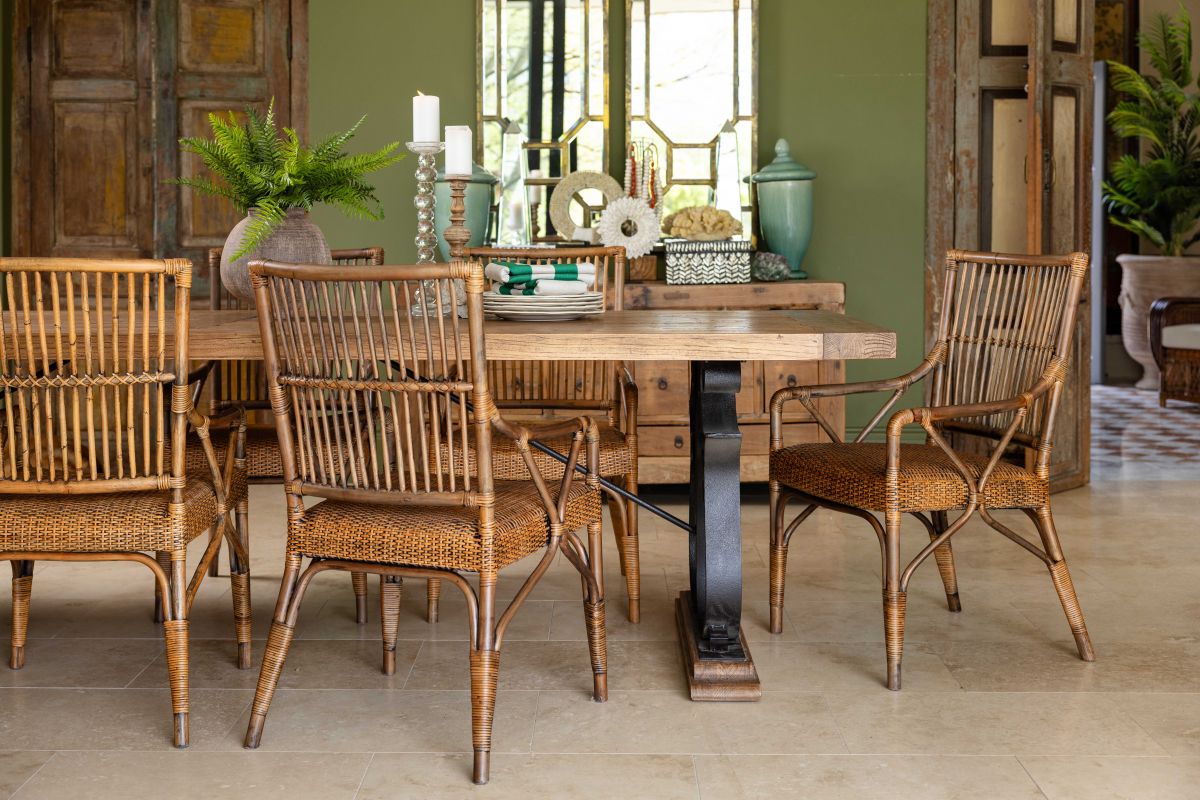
left=746, top=139, right=816, bottom=279
left=435, top=163, right=499, bottom=261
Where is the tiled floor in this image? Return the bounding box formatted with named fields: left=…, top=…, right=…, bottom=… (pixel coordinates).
left=1, top=386, right=1198, bottom=798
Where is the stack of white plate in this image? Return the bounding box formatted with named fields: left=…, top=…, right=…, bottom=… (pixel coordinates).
left=482, top=291, right=604, bottom=322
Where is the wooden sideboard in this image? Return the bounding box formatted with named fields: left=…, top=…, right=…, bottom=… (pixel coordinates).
left=622, top=281, right=846, bottom=483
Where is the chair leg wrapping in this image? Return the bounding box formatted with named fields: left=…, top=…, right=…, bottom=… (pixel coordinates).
left=1049, top=560, right=1095, bottom=662
left=351, top=572, right=369, bottom=624
left=162, top=618, right=191, bottom=747
left=426, top=578, right=442, bottom=624
left=624, top=474, right=641, bottom=624
left=930, top=541, right=962, bottom=612
left=245, top=620, right=296, bottom=748
left=153, top=550, right=172, bottom=623
left=584, top=599, right=608, bottom=701
left=381, top=575, right=402, bottom=675
left=884, top=590, right=906, bottom=691
left=231, top=571, right=253, bottom=669
left=470, top=648, right=500, bottom=785
left=769, top=543, right=788, bottom=635
left=10, top=570, right=32, bottom=670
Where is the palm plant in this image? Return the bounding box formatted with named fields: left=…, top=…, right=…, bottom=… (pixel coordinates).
left=1103, top=7, right=1200, bottom=257
left=175, top=100, right=403, bottom=259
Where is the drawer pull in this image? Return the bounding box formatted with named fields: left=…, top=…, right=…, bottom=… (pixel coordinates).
left=673, top=435, right=684, bottom=449
left=786, top=375, right=797, bottom=387
left=658, top=378, right=669, bottom=390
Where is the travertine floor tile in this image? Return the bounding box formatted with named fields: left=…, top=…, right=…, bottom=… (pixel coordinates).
left=0, top=639, right=160, bottom=688
left=823, top=691, right=1165, bottom=756
left=1019, top=755, right=1200, bottom=800
left=752, top=641, right=960, bottom=692
left=1108, top=693, right=1200, bottom=757
left=532, top=690, right=847, bottom=755
left=0, top=751, right=53, bottom=797
left=694, top=754, right=1046, bottom=799
left=10, top=751, right=372, bottom=800
left=357, top=753, right=699, bottom=799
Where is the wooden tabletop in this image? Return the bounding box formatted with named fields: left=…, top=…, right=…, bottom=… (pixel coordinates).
left=186, top=309, right=895, bottom=362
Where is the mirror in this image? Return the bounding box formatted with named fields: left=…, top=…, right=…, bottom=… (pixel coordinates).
left=626, top=0, right=757, bottom=230
left=477, top=0, right=609, bottom=241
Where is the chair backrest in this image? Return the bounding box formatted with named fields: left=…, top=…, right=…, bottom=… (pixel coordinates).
left=927, top=250, right=1088, bottom=475
left=0, top=257, right=192, bottom=495
left=204, top=246, right=384, bottom=416
left=466, top=245, right=625, bottom=417
left=249, top=259, right=493, bottom=505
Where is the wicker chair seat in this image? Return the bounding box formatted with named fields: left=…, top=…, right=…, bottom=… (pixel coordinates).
left=290, top=478, right=601, bottom=572
left=771, top=442, right=1049, bottom=513
left=438, top=424, right=632, bottom=480
left=0, top=475, right=225, bottom=553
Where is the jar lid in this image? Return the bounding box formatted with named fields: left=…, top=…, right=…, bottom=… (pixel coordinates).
left=745, top=139, right=816, bottom=183
left=437, top=162, right=499, bottom=186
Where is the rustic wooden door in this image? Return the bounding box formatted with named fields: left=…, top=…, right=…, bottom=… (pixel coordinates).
left=926, top=0, right=1094, bottom=490
left=12, top=0, right=306, bottom=275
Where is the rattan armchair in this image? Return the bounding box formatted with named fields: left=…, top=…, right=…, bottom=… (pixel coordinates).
left=1150, top=296, right=1200, bottom=406
left=241, top=259, right=609, bottom=785
left=190, top=247, right=385, bottom=624
left=768, top=250, right=1095, bottom=690
left=0, top=257, right=249, bottom=747
left=428, top=245, right=641, bottom=624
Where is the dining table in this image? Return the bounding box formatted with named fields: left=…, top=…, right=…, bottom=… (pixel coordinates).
left=187, top=306, right=897, bottom=700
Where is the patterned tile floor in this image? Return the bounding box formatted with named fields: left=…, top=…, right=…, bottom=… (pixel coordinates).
left=1091, top=384, right=1200, bottom=478
left=0, top=386, right=1198, bottom=798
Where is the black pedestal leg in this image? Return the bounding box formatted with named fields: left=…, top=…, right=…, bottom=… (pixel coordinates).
left=674, top=360, right=761, bottom=700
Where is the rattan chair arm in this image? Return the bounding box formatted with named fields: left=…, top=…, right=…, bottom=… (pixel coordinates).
left=492, top=412, right=601, bottom=524
left=1150, top=296, right=1200, bottom=368
left=888, top=394, right=1032, bottom=434
left=492, top=414, right=594, bottom=444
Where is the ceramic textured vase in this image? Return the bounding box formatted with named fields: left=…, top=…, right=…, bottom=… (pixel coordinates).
left=221, top=208, right=332, bottom=304
left=746, top=139, right=817, bottom=279
left=435, top=163, right=498, bottom=260
left=1116, top=254, right=1200, bottom=390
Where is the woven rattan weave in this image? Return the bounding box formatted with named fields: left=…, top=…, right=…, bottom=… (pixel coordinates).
left=240, top=250, right=609, bottom=785
left=0, top=257, right=250, bottom=748
left=768, top=250, right=1095, bottom=691
left=194, top=247, right=384, bottom=623
left=462, top=245, right=641, bottom=623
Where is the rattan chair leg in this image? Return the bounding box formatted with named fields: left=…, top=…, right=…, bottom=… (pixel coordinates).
left=608, top=488, right=628, bottom=574
left=768, top=480, right=787, bottom=635
left=426, top=578, right=442, bottom=624
left=883, top=513, right=905, bottom=691
left=584, top=520, right=609, bottom=700
left=9, top=561, right=33, bottom=670
left=380, top=575, right=402, bottom=675
left=165, top=556, right=190, bottom=748
left=153, top=550, right=172, bottom=623
left=245, top=555, right=304, bottom=749
left=469, top=646, right=500, bottom=785
left=930, top=511, right=962, bottom=613
left=623, top=474, right=641, bottom=625
left=207, top=533, right=221, bottom=578
left=1032, top=507, right=1095, bottom=662
left=231, top=570, right=253, bottom=670
left=351, top=571, right=369, bottom=624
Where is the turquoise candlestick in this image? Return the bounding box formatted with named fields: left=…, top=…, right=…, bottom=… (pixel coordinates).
left=746, top=139, right=817, bottom=279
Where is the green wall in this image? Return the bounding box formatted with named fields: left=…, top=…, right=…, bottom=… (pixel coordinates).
left=309, top=0, right=928, bottom=434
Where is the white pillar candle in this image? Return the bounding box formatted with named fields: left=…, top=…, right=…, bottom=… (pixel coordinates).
left=445, top=125, right=473, bottom=175
left=412, top=92, right=439, bottom=143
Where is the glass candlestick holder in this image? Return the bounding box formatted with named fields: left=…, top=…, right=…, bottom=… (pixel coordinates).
left=407, top=140, right=453, bottom=316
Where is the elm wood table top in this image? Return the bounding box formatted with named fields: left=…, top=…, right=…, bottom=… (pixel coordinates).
left=185, top=308, right=897, bottom=362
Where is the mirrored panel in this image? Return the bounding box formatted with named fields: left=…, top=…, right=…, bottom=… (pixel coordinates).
left=627, top=0, right=756, bottom=228
left=478, top=0, right=609, bottom=240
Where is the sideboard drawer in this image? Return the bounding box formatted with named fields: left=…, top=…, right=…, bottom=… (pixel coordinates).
left=638, top=422, right=820, bottom=458
left=633, top=360, right=760, bottom=420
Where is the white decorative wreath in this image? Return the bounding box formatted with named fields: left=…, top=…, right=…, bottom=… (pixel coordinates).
left=596, top=196, right=659, bottom=259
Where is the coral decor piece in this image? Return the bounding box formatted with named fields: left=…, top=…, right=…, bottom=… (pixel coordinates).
left=597, top=196, right=660, bottom=259
left=661, top=205, right=743, bottom=241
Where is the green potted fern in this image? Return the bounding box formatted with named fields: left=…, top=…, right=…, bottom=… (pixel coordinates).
left=176, top=100, right=403, bottom=303
left=1104, top=7, right=1200, bottom=389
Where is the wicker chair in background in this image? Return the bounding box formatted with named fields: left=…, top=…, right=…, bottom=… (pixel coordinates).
left=424, top=245, right=642, bottom=624
left=191, top=247, right=385, bottom=625
left=767, top=250, right=1095, bottom=690
left=0, top=257, right=250, bottom=746
left=241, top=259, right=609, bottom=785
left=1150, top=297, right=1200, bottom=406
